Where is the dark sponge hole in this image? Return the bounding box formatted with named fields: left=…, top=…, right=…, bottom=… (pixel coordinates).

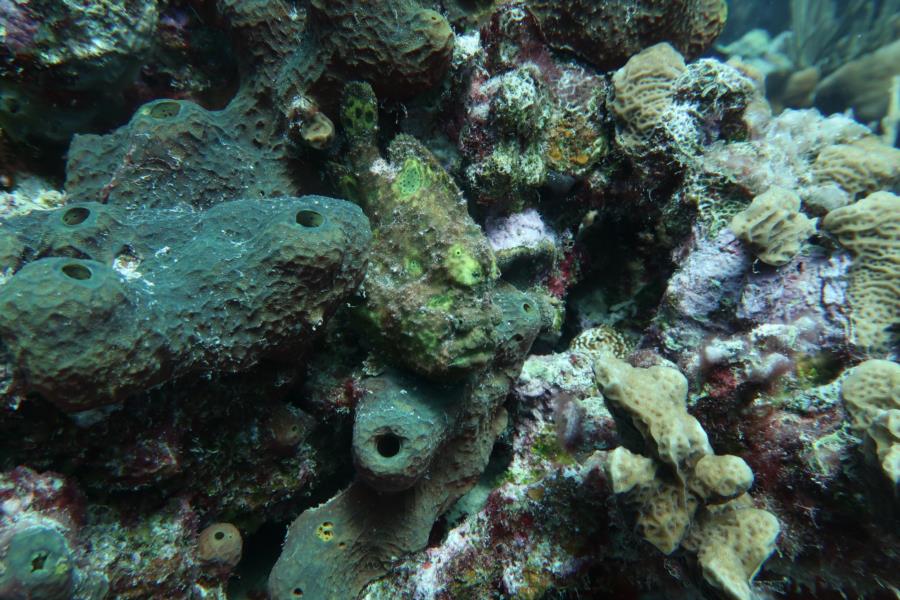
left=296, top=210, right=324, bottom=228
left=149, top=101, right=182, bottom=119
left=31, top=552, right=48, bottom=572
left=375, top=433, right=401, bottom=458
left=293, top=588, right=303, bottom=597
left=62, top=206, right=90, bottom=226
left=62, top=263, right=92, bottom=280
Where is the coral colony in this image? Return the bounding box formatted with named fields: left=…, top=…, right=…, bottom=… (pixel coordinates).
left=0, top=1, right=898, bottom=599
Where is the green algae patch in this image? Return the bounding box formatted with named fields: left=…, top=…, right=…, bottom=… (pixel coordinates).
left=445, top=243, right=484, bottom=287
left=341, top=88, right=379, bottom=140
left=426, top=293, right=454, bottom=311
left=392, top=158, right=428, bottom=200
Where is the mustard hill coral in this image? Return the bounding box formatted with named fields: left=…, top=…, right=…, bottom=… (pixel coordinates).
left=683, top=498, right=782, bottom=600
left=729, top=187, right=817, bottom=267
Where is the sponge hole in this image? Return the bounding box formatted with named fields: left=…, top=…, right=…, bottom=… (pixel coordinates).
left=375, top=433, right=401, bottom=457
left=62, top=206, right=90, bottom=226
left=62, top=264, right=92, bottom=280
left=296, top=210, right=324, bottom=228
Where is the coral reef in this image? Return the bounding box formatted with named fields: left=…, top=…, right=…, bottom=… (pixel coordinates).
left=1, top=1, right=899, bottom=599
left=457, top=5, right=611, bottom=211
left=596, top=354, right=780, bottom=600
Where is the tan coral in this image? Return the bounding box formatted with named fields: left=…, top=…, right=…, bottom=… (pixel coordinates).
left=684, top=498, right=781, bottom=600
left=611, top=43, right=686, bottom=154
left=597, top=356, right=779, bottom=597
left=608, top=446, right=657, bottom=494
left=691, top=454, right=755, bottom=503
left=729, top=187, right=817, bottom=266
left=840, top=359, right=900, bottom=484
left=823, top=191, right=900, bottom=353
left=594, top=355, right=711, bottom=479
left=812, top=138, right=900, bottom=200
left=608, top=446, right=696, bottom=554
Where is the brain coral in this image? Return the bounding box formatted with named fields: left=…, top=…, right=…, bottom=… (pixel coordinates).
left=812, top=137, right=900, bottom=200
left=823, top=191, right=899, bottom=353
left=526, top=0, right=726, bottom=71
left=729, top=187, right=817, bottom=267
left=611, top=43, right=687, bottom=155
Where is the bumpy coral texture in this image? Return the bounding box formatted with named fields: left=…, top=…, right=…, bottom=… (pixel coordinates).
left=729, top=187, right=817, bottom=266
left=823, top=191, right=899, bottom=353
left=0, top=196, right=370, bottom=410
left=525, top=0, right=726, bottom=71
left=812, top=138, right=900, bottom=200
left=611, top=43, right=687, bottom=155
left=683, top=499, right=781, bottom=600
left=841, top=359, right=900, bottom=484
left=596, top=355, right=779, bottom=600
